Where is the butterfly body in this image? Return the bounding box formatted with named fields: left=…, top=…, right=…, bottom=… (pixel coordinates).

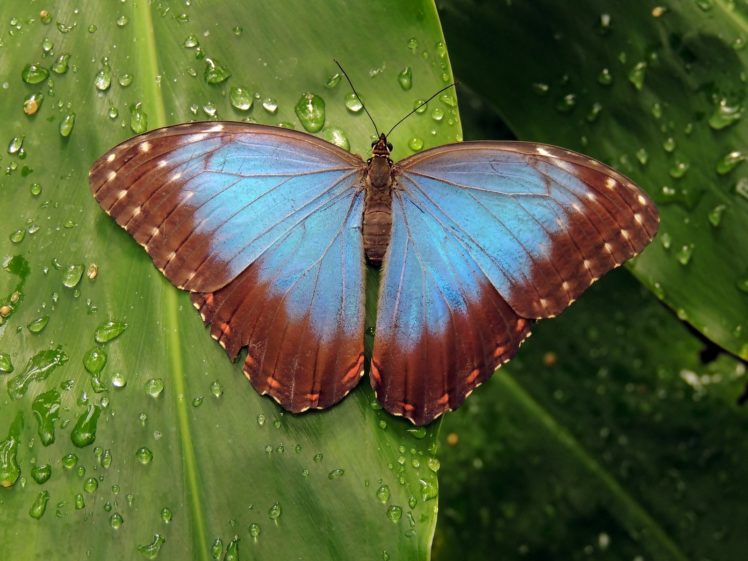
left=90, top=121, right=658, bottom=425
left=363, top=133, right=395, bottom=266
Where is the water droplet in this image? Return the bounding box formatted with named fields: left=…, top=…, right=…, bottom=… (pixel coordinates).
left=51, top=54, right=70, bottom=75
left=83, top=476, right=98, bottom=493
left=184, top=34, right=199, bottom=48
left=229, top=86, right=253, bottom=111
left=636, top=148, right=649, bottom=165
left=137, top=533, right=166, bottom=560
left=23, top=93, right=44, bottom=116
left=662, top=137, right=676, bottom=153
left=71, top=405, right=101, bottom=447
left=420, top=479, right=438, bottom=501
left=130, top=103, right=148, bottom=134
left=83, top=347, right=107, bottom=376
left=210, top=538, right=223, bottom=560
left=30, top=182, right=42, bottom=196
left=0, top=352, right=11, bottom=375
left=431, top=107, right=444, bottom=122
left=736, top=177, right=748, bottom=200
left=594, top=67, right=613, bottom=86
left=95, top=64, right=112, bottom=92
left=716, top=150, right=746, bottom=174
left=111, top=372, right=127, bottom=389
left=222, top=537, right=239, bottom=561
left=108, top=106, right=119, bottom=120
left=586, top=102, right=603, bottom=122
left=344, top=92, right=363, bottom=113
left=40, top=10, right=52, bottom=24
left=32, top=389, right=60, bottom=446
left=262, top=98, right=278, bottom=114
left=9, top=229, right=25, bottom=244
left=94, top=320, right=128, bottom=344
left=192, top=396, right=203, bottom=407
left=408, top=137, right=424, bottom=152
left=22, top=64, right=49, bottom=85
left=145, top=378, right=165, bottom=398
left=204, top=58, right=231, bottom=85
left=676, top=244, right=694, bottom=266
left=696, top=0, right=713, bottom=10
left=160, top=507, right=172, bottom=523
left=295, top=93, right=326, bottom=132
left=386, top=505, right=402, bottom=523
left=27, top=315, right=49, bottom=334
left=397, top=66, right=413, bottom=90
left=707, top=204, right=726, bottom=227
left=28, top=464, right=51, bottom=485
left=669, top=160, right=689, bottom=178
left=313, top=452, right=323, bottom=462
left=0, top=414, right=23, bottom=488
left=323, top=127, right=350, bottom=151
left=118, top=73, right=133, bottom=87
left=62, top=453, right=79, bottom=470
left=328, top=468, right=345, bottom=480
left=555, top=93, right=576, bottom=113
left=59, top=113, right=75, bottom=137
left=628, top=62, right=647, bottom=90
left=248, top=522, right=262, bottom=540
left=268, top=502, right=282, bottom=521
left=376, top=484, right=390, bottom=503
left=709, top=99, right=743, bottom=130
left=29, top=490, right=50, bottom=519
left=136, top=446, right=153, bottom=465
left=110, top=512, right=124, bottom=529
left=232, top=25, right=243, bottom=36
left=7, top=347, right=67, bottom=400
left=8, top=136, right=24, bottom=155
left=325, top=73, right=341, bottom=88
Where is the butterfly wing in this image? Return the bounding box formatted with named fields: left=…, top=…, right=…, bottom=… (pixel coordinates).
left=372, top=141, right=659, bottom=425
left=90, top=122, right=367, bottom=411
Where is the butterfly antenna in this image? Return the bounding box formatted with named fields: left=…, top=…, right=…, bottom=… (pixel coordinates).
left=334, top=59, right=380, bottom=137
left=385, top=82, right=457, bottom=137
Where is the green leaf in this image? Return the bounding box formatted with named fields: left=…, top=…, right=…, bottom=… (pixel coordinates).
left=434, top=268, right=748, bottom=561
left=0, top=1, right=460, bottom=558
left=440, top=1, right=748, bottom=359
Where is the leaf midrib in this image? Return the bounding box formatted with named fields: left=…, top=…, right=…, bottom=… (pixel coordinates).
left=133, top=2, right=210, bottom=559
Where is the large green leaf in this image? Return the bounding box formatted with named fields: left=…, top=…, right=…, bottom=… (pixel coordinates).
left=434, top=268, right=748, bottom=561
left=0, top=1, right=461, bottom=559
left=439, top=0, right=748, bottom=359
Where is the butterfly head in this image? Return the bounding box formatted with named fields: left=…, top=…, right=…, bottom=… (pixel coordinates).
left=371, top=133, right=393, bottom=157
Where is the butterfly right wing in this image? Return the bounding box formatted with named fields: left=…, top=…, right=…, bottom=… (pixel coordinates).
left=89, top=122, right=368, bottom=411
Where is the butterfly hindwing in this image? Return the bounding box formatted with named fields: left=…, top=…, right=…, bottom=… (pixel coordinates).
left=372, top=142, right=658, bottom=424
left=90, top=122, right=368, bottom=412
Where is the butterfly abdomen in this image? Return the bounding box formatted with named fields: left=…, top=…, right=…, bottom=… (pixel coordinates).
left=363, top=155, right=394, bottom=266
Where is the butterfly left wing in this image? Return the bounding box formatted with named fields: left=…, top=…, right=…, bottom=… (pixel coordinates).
left=372, top=141, right=658, bottom=425
left=89, top=122, right=367, bottom=412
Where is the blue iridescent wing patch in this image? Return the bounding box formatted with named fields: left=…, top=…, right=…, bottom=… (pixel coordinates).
left=371, top=142, right=658, bottom=424
left=90, top=122, right=367, bottom=412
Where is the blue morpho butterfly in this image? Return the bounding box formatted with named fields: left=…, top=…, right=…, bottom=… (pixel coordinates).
left=89, top=67, right=658, bottom=425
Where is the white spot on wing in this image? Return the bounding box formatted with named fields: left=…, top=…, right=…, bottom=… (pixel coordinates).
left=140, top=141, right=151, bottom=153
left=107, top=170, right=117, bottom=182
left=132, top=206, right=142, bottom=217
left=637, top=194, right=647, bottom=205
left=150, top=227, right=160, bottom=237
left=171, top=172, right=182, bottom=182
left=208, top=124, right=225, bottom=133
left=536, top=147, right=553, bottom=157
left=116, top=189, right=127, bottom=200
left=106, top=153, right=116, bottom=163
left=158, top=160, right=167, bottom=168
left=190, top=133, right=208, bottom=142
left=634, top=213, right=643, bottom=224
left=604, top=242, right=613, bottom=253
left=586, top=192, right=597, bottom=202
left=621, top=229, right=630, bottom=239
left=605, top=177, right=616, bottom=189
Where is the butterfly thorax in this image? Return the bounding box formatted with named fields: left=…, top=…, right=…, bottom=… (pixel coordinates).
left=363, top=134, right=394, bottom=266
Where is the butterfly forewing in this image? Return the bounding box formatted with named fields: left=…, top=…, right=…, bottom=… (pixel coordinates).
left=90, top=122, right=368, bottom=412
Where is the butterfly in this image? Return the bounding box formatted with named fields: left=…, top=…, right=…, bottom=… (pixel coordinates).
left=89, top=85, right=658, bottom=426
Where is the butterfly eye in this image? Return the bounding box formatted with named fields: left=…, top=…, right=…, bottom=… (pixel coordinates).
left=387, top=142, right=393, bottom=151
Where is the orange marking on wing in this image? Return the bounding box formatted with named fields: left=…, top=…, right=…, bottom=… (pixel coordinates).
left=265, top=376, right=282, bottom=390
left=219, top=322, right=231, bottom=336
left=466, top=368, right=481, bottom=384
left=370, top=361, right=382, bottom=384
left=204, top=293, right=215, bottom=306
left=400, top=402, right=415, bottom=412
left=515, top=319, right=527, bottom=332
left=305, top=392, right=320, bottom=402
left=436, top=393, right=450, bottom=406
left=341, top=354, right=365, bottom=384
left=493, top=345, right=506, bottom=358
